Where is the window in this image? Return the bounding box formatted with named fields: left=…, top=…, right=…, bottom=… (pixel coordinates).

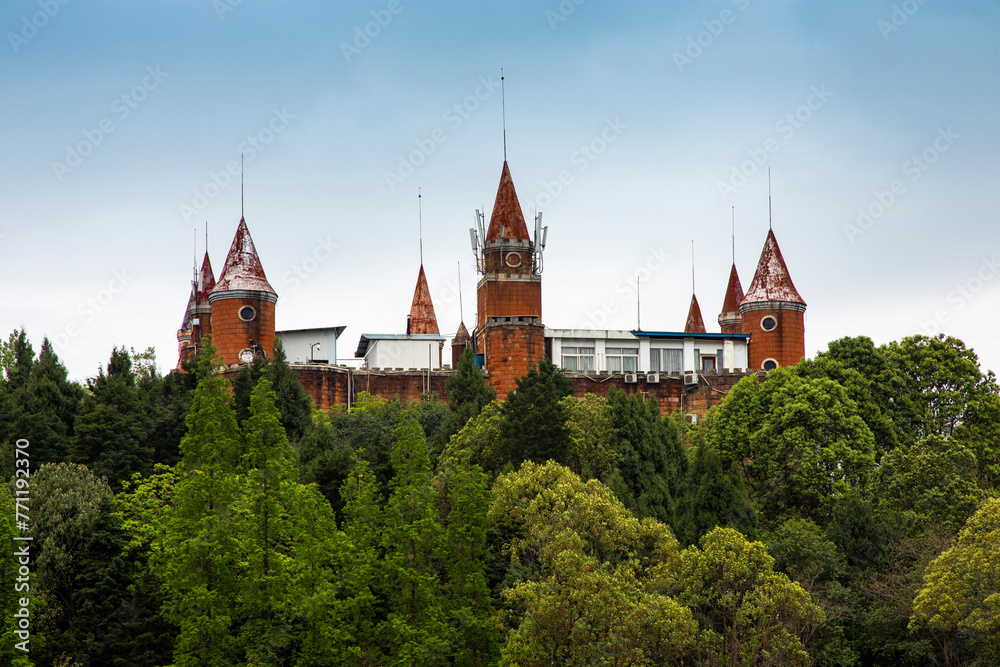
left=762, top=358, right=779, bottom=371
left=606, top=347, right=639, bottom=373
left=561, top=346, right=594, bottom=372
left=239, top=306, right=257, bottom=322
left=702, top=355, right=717, bottom=371
left=760, top=315, right=777, bottom=331
left=650, top=348, right=683, bottom=373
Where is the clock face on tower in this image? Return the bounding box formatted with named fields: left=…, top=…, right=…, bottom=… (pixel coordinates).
left=239, top=348, right=255, bottom=364
left=504, top=252, right=523, bottom=269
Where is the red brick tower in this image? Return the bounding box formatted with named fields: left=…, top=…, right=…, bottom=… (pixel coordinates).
left=475, top=161, right=545, bottom=397
left=208, top=218, right=277, bottom=365
left=718, top=263, right=744, bottom=334
left=684, top=294, right=707, bottom=333
left=407, top=265, right=440, bottom=334
left=739, top=230, right=806, bottom=370
left=176, top=252, right=216, bottom=368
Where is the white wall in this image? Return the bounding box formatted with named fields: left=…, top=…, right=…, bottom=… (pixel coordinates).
left=367, top=339, right=444, bottom=370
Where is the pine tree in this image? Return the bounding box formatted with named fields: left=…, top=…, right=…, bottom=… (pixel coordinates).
left=437, top=348, right=496, bottom=452
left=677, top=440, right=757, bottom=546
left=500, top=359, right=573, bottom=468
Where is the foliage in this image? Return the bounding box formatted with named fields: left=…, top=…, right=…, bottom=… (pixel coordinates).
left=437, top=347, right=496, bottom=453
left=676, top=437, right=757, bottom=546
left=500, top=359, right=573, bottom=468
left=561, top=393, right=616, bottom=480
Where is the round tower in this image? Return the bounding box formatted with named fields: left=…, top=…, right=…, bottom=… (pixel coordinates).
left=739, top=230, right=805, bottom=371
left=208, top=218, right=277, bottom=365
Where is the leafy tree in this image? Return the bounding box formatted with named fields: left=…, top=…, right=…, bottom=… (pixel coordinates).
left=910, top=498, right=1000, bottom=664
left=438, top=401, right=506, bottom=474
left=233, top=340, right=313, bottom=444
left=874, top=434, right=988, bottom=532
left=561, top=393, right=616, bottom=480
left=339, top=454, right=382, bottom=665
left=410, top=391, right=451, bottom=462
left=662, top=527, right=825, bottom=667
left=0, top=486, right=35, bottom=665
left=500, top=359, right=573, bottom=468
left=437, top=347, right=496, bottom=452
left=30, top=462, right=132, bottom=665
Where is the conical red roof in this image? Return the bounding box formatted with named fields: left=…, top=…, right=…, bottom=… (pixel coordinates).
left=741, top=230, right=805, bottom=305
left=408, top=265, right=440, bottom=335
left=486, top=161, right=530, bottom=241
left=211, top=218, right=276, bottom=295
left=720, top=263, right=744, bottom=315
left=179, top=288, right=195, bottom=329
left=454, top=320, right=470, bottom=342
left=684, top=294, right=707, bottom=333
left=196, top=252, right=216, bottom=301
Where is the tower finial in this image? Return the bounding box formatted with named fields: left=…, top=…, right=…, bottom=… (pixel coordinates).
left=457, top=261, right=464, bottom=323
left=241, top=153, right=245, bottom=219
left=501, top=68, right=507, bottom=162
left=768, top=168, right=772, bottom=231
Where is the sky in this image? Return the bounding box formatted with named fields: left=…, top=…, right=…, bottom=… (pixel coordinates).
left=2, top=0, right=999, bottom=380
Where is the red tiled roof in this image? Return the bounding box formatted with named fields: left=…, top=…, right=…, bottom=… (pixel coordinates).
left=486, top=161, right=530, bottom=241
left=741, top=230, right=805, bottom=305
left=408, top=264, right=440, bottom=335
left=211, top=218, right=276, bottom=295
left=720, top=263, right=744, bottom=315
left=684, top=294, right=707, bottom=333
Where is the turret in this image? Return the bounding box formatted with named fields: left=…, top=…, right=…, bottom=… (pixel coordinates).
left=208, top=218, right=277, bottom=365
left=739, top=230, right=806, bottom=370
left=407, top=265, right=440, bottom=335
left=684, top=294, right=707, bottom=333
left=718, top=263, right=744, bottom=334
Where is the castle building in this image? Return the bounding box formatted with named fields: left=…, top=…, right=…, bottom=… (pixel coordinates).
left=175, top=160, right=806, bottom=419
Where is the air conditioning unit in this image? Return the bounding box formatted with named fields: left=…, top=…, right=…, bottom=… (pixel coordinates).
left=683, top=371, right=698, bottom=385
left=685, top=413, right=698, bottom=425
left=624, top=373, right=638, bottom=384
left=646, top=372, right=660, bottom=383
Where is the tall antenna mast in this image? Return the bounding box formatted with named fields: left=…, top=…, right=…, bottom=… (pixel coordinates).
left=731, top=206, right=735, bottom=264
left=768, top=168, right=772, bottom=231
left=192, top=228, right=197, bottom=286
left=637, top=279, right=641, bottom=331
left=691, top=240, right=696, bottom=294
left=241, top=153, right=245, bottom=219
left=501, top=68, right=507, bottom=162
left=457, top=261, right=464, bottom=323
left=418, top=187, right=423, bottom=266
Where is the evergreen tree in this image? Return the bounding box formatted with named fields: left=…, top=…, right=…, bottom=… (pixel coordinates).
left=677, top=439, right=757, bottom=546
left=380, top=419, right=449, bottom=665
left=500, top=359, right=573, bottom=468
left=437, top=348, right=496, bottom=453
left=160, top=354, right=243, bottom=667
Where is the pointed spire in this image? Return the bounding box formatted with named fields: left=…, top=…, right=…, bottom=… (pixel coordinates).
left=486, top=162, right=530, bottom=241
left=741, top=229, right=805, bottom=306
left=684, top=294, right=707, bottom=334
left=196, top=252, right=216, bottom=300
left=454, top=320, right=471, bottom=343
left=720, top=263, right=744, bottom=316
left=211, top=218, right=276, bottom=295
left=179, top=287, right=195, bottom=329
left=408, top=265, right=440, bottom=335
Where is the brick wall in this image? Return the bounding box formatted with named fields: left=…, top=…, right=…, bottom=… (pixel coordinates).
left=482, top=320, right=546, bottom=397
left=742, top=308, right=805, bottom=370
left=209, top=297, right=276, bottom=365
left=564, top=370, right=752, bottom=418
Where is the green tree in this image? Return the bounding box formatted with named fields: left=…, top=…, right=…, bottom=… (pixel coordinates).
left=676, top=437, right=757, bottom=546
left=500, top=359, right=573, bottom=468
left=160, top=357, right=244, bottom=667
left=662, top=527, right=825, bottom=667
left=437, top=347, right=496, bottom=453
left=380, top=418, right=448, bottom=665
left=339, top=454, right=382, bottom=665
left=910, top=498, right=1000, bottom=664
left=0, top=486, right=35, bottom=665
left=438, top=401, right=505, bottom=474
left=561, top=393, right=616, bottom=481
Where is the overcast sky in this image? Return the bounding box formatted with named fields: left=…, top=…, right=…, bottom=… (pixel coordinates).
left=3, top=0, right=999, bottom=380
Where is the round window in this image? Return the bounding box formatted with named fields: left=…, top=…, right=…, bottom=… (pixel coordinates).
left=762, top=359, right=778, bottom=371
left=239, top=306, right=256, bottom=322
left=760, top=316, right=777, bottom=331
